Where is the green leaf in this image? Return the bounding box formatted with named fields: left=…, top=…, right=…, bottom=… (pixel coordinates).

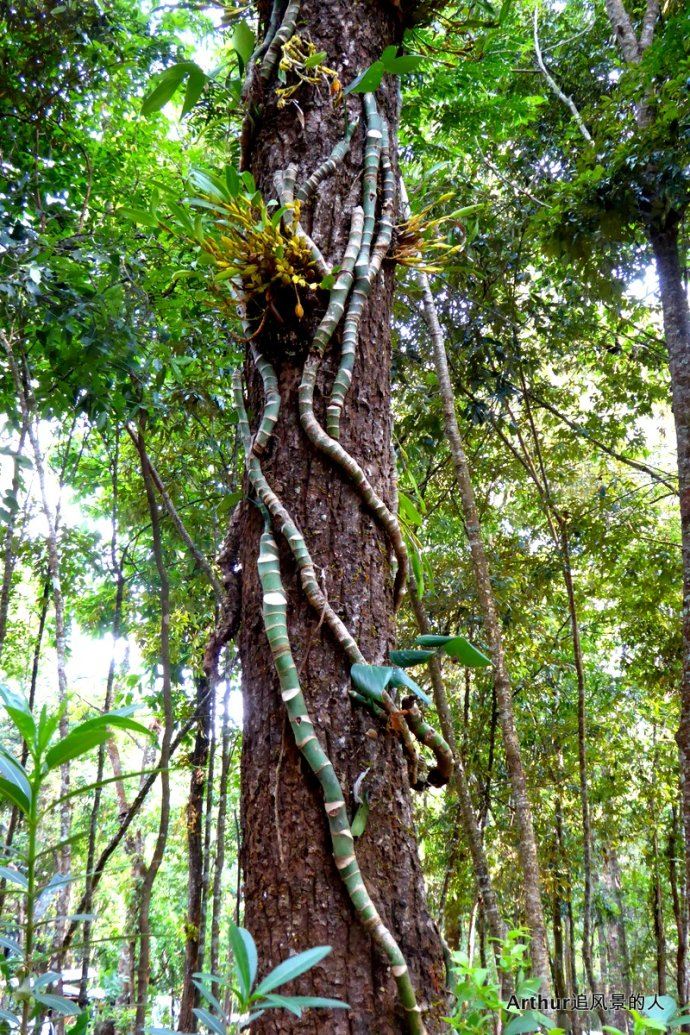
left=415, top=634, right=453, bottom=647
left=0, top=936, right=22, bottom=957
left=119, top=207, right=159, bottom=228
left=192, top=1008, right=225, bottom=1035
left=254, top=946, right=332, bottom=997
left=344, top=61, right=385, bottom=95
left=386, top=54, right=424, bottom=74
left=399, top=491, right=423, bottom=527
left=0, top=686, right=35, bottom=746
left=389, top=667, right=431, bottom=706
left=229, top=922, right=252, bottom=1000
left=45, top=727, right=110, bottom=770
left=232, top=21, right=256, bottom=70
left=181, top=67, right=208, bottom=118
left=0, top=1007, right=19, bottom=1025
left=389, top=650, right=435, bottom=668
left=33, top=993, right=81, bottom=1017
left=32, top=971, right=62, bottom=991
left=265, top=994, right=349, bottom=1012
left=351, top=802, right=369, bottom=838
left=0, top=865, right=28, bottom=890
left=0, top=754, right=31, bottom=815
left=141, top=64, right=189, bottom=116
left=238, top=926, right=258, bottom=992
left=441, top=636, right=492, bottom=668
left=414, top=634, right=492, bottom=667
left=304, top=51, right=327, bottom=69
left=504, top=1013, right=544, bottom=1035
left=350, top=664, right=395, bottom=702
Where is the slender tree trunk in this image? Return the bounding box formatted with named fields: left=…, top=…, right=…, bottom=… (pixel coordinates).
left=652, top=826, right=668, bottom=996
left=134, top=430, right=174, bottom=1035
left=669, top=804, right=688, bottom=1004
left=233, top=3, right=448, bottom=1030
left=79, top=436, right=124, bottom=1007
left=178, top=676, right=212, bottom=1032
left=210, top=678, right=236, bottom=984
left=559, top=524, right=602, bottom=1014
left=198, top=688, right=216, bottom=972
left=651, top=223, right=690, bottom=930
left=601, top=845, right=631, bottom=1030
left=415, top=274, right=550, bottom=990
left=0, top=418, right=27, bottom=657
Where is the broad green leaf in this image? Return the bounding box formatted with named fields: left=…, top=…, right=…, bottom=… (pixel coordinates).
left=441, top=636, right=492, bottom=668
left=386, top=54, right=424, bottom=74
left=181, top=67, right=208, bottom=118
left=504, top=1013, right=543, bottom=1035
left=344, top=61, right=385, bottom=95
left=255, top=946, right=332, bottom=997
left=0, top=686, right=35, bottom=746
left=141, top=63, right=193, bottom=115
left=389, top=650, right=435, bottom=668
left=229, top=921, right=252, bottom=1000
left=0, top=1007, right=19, bottom=1025
left=232, top=21, right=255, bottom=70
left=0, top=865, right=28, bottom=890
left=415, top=634, right=454, bottom=647
left=45, top=727, right=110, bottom=770
left=193, top=978, right=223, bottom=1014
left=390, top=667, right=431, bottom=706
left=0, top=760, right=31, bottom=815
left=304, top=51, right=327, bottom=69
left=238, top=926, right=258, bottom=991
left=350, top=664, right=394, bottom=702
left=33, top=993, right=81, bottom=1017
left=414, top=634, right=491, bottom=667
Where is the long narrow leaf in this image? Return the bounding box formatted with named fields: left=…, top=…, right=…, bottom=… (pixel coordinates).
left=254, top=946, right=332, bottom=997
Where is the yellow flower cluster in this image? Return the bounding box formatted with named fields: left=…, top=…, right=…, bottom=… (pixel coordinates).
left=201, top=192, right=320, bottom=317
left=275, top=34, right=342, bottom=108
left=392, top=194, right=466, bottom=274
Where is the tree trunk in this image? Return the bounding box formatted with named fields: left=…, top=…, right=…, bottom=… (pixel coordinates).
left=134, top=431, right=174, bottom=1034
left=0, top=418, right=27, bottom=658
left=669, top=803, right=688, bottom=1005
left=210, top=676, right=236, bottom=985
left=601, top=845, right=631, bottom=1030
left=178, top=676, right=212, bottom=1032
left=416, top=274, right=550, bottom=990
left=234, top=3, right=447, bottom=1031
left=651, top=222, right=690, bottom=936
left=652, top=827, right=668, bottom=996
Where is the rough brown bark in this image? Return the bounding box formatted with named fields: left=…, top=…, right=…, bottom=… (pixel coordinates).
left=236, top=3, right=447, bottom=1031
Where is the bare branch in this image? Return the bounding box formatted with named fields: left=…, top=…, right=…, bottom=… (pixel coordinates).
left=534, top=5, right=593, bottom=144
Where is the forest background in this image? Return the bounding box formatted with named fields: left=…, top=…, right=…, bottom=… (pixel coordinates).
left=0, top=0, right=689, bottom=1032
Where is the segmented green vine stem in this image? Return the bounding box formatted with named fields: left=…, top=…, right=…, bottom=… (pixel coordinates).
left=256, top=519, right=427, bottom=1034
left=296, top=119, right=359, bottom=206
left=260, top=0, right=301, bottom=82
left=327, top=111, right=396, bottom=440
